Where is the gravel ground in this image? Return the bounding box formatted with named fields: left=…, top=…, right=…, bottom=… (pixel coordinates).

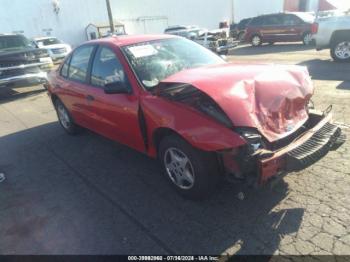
left=0, top=43, right=349, bottom=256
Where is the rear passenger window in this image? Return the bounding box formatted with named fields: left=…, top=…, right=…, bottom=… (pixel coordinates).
left=264, top=15, right=282, bottom=26
left=283, top=15, right=302, bottom=26
left=68, top=45, right=95, bottom=83
left=249, top=17, right=263, bottom=26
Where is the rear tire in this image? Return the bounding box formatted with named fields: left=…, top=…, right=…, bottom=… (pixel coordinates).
left=54, top=99, right=82, bottom=135
left=159, top=135, right=220, bottom=200
left=251, top=35, right=262, bottom=47
left=302, top=32, right=313, bottom=45
left=331, top=38, right=350, bottom=62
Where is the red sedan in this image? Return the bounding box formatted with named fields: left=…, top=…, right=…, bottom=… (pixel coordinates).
left=47, top=35, right=345, bottom=199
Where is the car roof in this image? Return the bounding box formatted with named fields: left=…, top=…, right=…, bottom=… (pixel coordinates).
left=86, top=34, right=177, bottom=47
left=0, top=33, right=22, bottom=37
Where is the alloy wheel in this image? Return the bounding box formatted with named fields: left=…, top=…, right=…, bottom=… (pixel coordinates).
left=335, top=41, right=350, bottom=60
left=252, top=36, right=261, bottom=46
left=164, top=147, right=195, bottom=190
left=57, top=103, right=71, bottom=130
left=303, top=33, right=313, bottom=45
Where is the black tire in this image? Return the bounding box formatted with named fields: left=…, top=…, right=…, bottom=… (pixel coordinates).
left=251, top=35, right=262, bottom=47
left=158, top=135, right=220, bottom=199
left=302, top=32, right=312, bottom=45
left=330, top=38, right=350, bottom=62
left=54, top=99, right=82, bottom=135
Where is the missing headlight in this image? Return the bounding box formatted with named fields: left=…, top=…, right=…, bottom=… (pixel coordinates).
left=158, top=83, right=233, bottom=128
left=236, top=128, right=264, bottom=154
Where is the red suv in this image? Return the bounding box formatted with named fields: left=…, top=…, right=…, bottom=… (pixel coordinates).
left=244, top=13, right=315, bottom=46
left=47, top=35, right=345, bottom=199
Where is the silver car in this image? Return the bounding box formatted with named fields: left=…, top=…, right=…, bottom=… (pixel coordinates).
left=313, top=10, right=350, bottom=62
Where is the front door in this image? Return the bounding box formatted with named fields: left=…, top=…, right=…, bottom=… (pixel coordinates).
left=84, top=45, right=146, bottom=153
left=259, top=15, right=285, bottom=42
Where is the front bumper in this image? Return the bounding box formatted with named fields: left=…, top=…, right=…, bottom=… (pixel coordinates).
left=0, top=61, right=53, bottom=86
left=259, top=112, right=346, bottom=184
left=50, top=52, right=69, bottom=61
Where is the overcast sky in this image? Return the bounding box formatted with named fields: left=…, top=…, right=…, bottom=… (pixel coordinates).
left=328, top=0, right=350, bottom=9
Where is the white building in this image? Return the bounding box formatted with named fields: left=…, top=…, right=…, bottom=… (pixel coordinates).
left=0, top=0, right=340, bottom=46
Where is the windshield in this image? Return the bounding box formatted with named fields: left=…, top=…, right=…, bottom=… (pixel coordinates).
left=122, top=38, right=225, bottom=89
left=36, top=38, right=62, bottom=46
left=0, top=35, right=36, bottom=52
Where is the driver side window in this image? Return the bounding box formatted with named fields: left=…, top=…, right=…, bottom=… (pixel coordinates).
left=90, top=46, right=129, bottom=89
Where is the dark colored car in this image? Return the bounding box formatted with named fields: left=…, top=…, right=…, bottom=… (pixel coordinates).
left=231, top=18, right=252, bottom=41
left=0, top=34, right=53, bottom=87
left=47, top=35, right=345, bottom=199
left=244, top=13, right=315, bottom=46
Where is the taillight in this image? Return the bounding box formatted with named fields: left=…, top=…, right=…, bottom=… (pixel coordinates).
left=311, top=23, right=319, bottom=34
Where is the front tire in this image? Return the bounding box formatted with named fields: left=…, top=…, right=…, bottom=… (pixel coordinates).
left=159, top=135, right=220, bottom=199
left=55, top=99, right=82, bottom=135
left=331, top=38, right=350, bottom=62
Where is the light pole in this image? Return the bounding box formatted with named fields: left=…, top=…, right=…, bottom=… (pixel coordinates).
left=106, top=0, right=115, bottom=34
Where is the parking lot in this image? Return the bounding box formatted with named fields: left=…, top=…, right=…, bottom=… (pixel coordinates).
left=1, top=43, right=350, bottom=255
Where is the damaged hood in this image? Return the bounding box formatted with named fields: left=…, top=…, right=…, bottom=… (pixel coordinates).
left=160, top=63, right=314, bottom=142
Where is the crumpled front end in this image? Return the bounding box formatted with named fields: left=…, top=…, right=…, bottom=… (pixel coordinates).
left=161, top=63, right=315, bottom=142
left=258, top=110, right=346, bottom=184
left=219, top=110, right=346, bottom=186
left=239, top=66, right=314, bottom=142
left=159, top=63, right=346, bottom=186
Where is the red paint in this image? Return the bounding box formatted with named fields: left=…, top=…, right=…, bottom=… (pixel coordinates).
left=161, top=63, right=313, bottom=142
left=47, top=35, right=333, bottom=186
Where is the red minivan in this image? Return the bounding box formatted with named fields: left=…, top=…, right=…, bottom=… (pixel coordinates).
left=244, top=13, right=315, bottom=46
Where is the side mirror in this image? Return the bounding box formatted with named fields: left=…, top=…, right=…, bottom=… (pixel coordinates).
left=104, top=81, right=131, bottom=94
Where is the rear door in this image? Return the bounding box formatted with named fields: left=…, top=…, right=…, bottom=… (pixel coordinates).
left=281, top=14, right=305, bottom=41
left=259, top=15, right=284, bottom=42
left=55, top=45, right=96, bottom=127
left=83, top=45, right=145, bottom=152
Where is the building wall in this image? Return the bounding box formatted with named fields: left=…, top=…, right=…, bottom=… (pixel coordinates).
left=283, top=0, right=336, bottom=12
left=110, top=0, right=233, bottom=34
left=0, top=0, right=286, bottom=46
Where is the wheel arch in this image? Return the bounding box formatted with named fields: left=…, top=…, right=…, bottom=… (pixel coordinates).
left=152, top=127, right=184, bottom=157
left=330, top=30, right=350, bottom=46
left=50, top=93, right=59, bottom=105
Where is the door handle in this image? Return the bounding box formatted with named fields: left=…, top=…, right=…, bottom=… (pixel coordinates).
left=86, top=95, right=95, bottom=102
